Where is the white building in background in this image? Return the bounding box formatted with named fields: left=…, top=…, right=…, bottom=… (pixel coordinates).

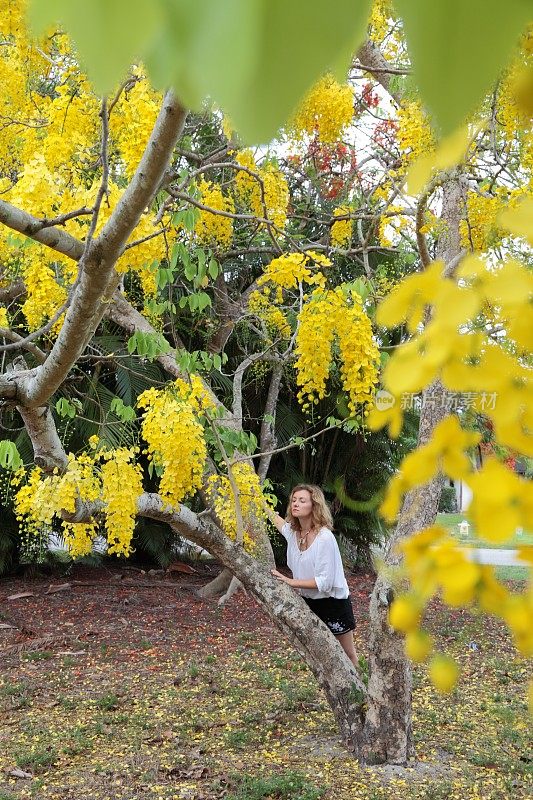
left=451, top=479, right=473, bottom=512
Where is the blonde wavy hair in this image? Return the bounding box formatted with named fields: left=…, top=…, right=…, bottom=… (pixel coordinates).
left=286, top=484, right=334, bottom=532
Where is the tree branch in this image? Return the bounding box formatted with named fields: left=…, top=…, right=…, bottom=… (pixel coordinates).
left=9, top=93, right=187, bottom=409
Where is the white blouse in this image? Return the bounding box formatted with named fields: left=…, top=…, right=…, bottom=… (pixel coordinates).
left=281, top=523, right=349, bottom=600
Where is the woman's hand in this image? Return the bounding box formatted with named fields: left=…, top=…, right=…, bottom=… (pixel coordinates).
left=271, top=568, right=294, bottom=587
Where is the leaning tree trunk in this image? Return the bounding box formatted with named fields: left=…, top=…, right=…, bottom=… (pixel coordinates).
left=361, top=174, right=466, bottom=764
left=139, top=494, right=369, bottom=752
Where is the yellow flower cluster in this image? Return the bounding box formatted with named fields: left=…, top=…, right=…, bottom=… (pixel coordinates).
left=12, top=449, right=144, bottom=558
left=370, top=249, right=532, bottom=692
left=460, top=191, right=504, bottom=251
left=380, top=416, right=480, bottom=523
left=397, top=102, right=434, bottom=165
left=137, top=379, right=209, bottom=507
left=234, top=150, right=289, bottom=229
left=294, top=287, right=379, bottom=412
left=289, top=74, right=354, bottom=144
left=335, top=292, right=381, bottom=413
left=21, top=256, right=68, bottom=332
left=109, top=74, right=161, bottom=179
left=368, top=0, right=395, bottom=44
left=248, top=289, right=291, bottom=340
left=262, top=164, right=289, bottom=229
left=13, top=467, right=46, bottom=537
left=0, top=11, right=173, bottom=325
left=330, top=205, right=352, bottom=248
left=101, top=448, right=143, bottom=556
left=206, top=462, right=268, bottom=551
left=372, top=271, right=399, bottom=302
left=258, top=252, right=330, bottom=291
left=371, top=257, right=533, bottom=455
left=0, top=306, right=9, bottom=328
left=61, top=521, right=99, bottom=558
left=195, top=179, right=235, bottom=249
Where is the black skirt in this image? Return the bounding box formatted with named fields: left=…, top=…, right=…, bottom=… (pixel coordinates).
left=303, top=595, right=355, bottom=636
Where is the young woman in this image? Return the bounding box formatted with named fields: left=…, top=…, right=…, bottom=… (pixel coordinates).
left=269, top=484, right=358, bottom=668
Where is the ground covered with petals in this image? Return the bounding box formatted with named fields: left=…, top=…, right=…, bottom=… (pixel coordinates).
left=0, top=567, right=531, bottom=800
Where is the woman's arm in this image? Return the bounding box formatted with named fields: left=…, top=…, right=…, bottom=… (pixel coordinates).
left=271, top=569, right=317, bottom=589
left=266, top=506, right=286, bottom=534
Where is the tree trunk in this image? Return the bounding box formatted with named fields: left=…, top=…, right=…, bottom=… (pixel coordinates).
left=362, top=174, right=465, bottom=764
left=139, top=494, right=368, bottom=753
left=197, top=567, right=233, bottom=598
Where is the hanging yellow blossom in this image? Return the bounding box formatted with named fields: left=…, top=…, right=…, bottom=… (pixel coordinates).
left=101, top=448, right=143, bottom=557
left=397, top=101, right=434, bottom=166
left=258, top=252, right=330, bottom=291
left=137, top=381, right=208, bottom=507
left=248, top=289, right=291, bottom=340
left=206, top=462, right=269, bottom=552
left=234, top=150, right=289, bottom=229
left=195, top=179, right=235, bottom=249
left=330, top=205, right=352, bottom=248
left=294, top=287, right=379, bottom=412
left=21, top=256, right=67, bottom=332
left=289, top=74, right=354, bottom=144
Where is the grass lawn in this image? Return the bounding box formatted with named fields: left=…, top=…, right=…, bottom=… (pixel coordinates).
left=436, top=513, right=533, bottom=549
left=0, top=567, right=532, bottom=800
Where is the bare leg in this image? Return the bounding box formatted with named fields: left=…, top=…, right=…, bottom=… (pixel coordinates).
left=336, top=630, right=358, bottom=669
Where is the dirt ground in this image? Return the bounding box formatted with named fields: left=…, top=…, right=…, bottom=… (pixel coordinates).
left=0, top=564, right=531, bottom=800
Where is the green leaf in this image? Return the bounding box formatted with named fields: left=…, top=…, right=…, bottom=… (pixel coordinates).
left=110, top=397, right=136, bottom=422
left=208, top=257, right=219, bottom=280
left=29, top=0, right=161, bottom=94
left=127, top=331, right=170, bottom=359
left=396, top=0, right=532, bottom=135
left=146, top=0, right=372, bottom=142
left=0, top=440, right=23, bottom=471
left=184, top=262, right=197, bottom=281
left=55, top=397, right=76, bottom=419
left=197, top=292, right=211, bottom=311
left=127, top=333, right=138, bottom=355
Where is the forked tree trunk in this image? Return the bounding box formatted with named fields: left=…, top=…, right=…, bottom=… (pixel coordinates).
left=361, top=175, right=465, bottom=764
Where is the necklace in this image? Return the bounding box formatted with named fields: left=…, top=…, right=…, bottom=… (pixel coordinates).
left=298, top=527, right=314, bottom=550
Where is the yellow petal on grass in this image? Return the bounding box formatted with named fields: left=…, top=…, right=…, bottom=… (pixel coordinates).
left=429, top=654, right=460, bottom=694
left=499, top=197, right=533, bottom=246
left=407, top=127, right=471, bottom=195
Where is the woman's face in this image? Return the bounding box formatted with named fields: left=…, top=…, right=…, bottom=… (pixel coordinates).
left=290, top=489, right=313, bottom=520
